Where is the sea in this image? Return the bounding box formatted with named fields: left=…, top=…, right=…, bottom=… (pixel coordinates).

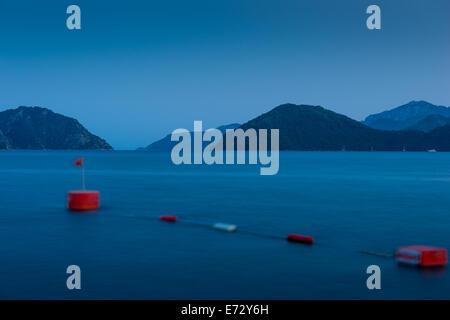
left=0, top=151, right=449, bottom=299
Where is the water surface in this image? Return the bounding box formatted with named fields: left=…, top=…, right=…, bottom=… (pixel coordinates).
left=0, top=151, right=449, bottom=299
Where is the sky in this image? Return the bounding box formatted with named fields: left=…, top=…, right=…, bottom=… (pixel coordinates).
left=0, top=0, right=449, bottom=149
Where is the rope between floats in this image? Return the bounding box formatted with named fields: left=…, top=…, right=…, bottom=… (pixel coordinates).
left=103, top=213, right=392, bottom=258
left=360, top=250, right=394, bottom=258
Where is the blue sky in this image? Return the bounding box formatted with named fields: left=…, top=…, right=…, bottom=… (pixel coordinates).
left=0, top=0, right=449, bottom=149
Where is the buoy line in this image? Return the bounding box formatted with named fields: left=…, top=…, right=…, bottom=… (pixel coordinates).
left=159, top=215, right=448, bottom=266
left=81, top=213, right=448, bottom=267
left=109, top=214, right=391, bottom=254
left=106, top=214, right=360, bottom=250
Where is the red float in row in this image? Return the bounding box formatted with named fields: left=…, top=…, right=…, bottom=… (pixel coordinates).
left=159, top=215, right=178, bottom=222
left=286, top=233, right=314, bottom=244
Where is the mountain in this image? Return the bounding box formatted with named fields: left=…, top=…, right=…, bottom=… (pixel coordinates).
left=237, top=103, right=445, bottom=151
left=0, top=106, right=113, bottom=150
left=407, top=114, right=450, bottom=132
left=363, top=100, right=450, bottom=130
left=239, top=104, right=407, bottom=151
left=140, top=102, right=450, bottom=152
left=140, top=123, right=240, bottom=151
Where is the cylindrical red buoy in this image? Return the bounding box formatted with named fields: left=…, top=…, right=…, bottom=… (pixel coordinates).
left=287, top=233, right=314, bottom=244
left=395, top=246, right=448, bottom=267
left=67, top=190, right=100, bottom=212
left=159, top=215, right=178, bottom=222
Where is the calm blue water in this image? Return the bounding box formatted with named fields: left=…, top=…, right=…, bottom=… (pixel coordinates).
left=0, top=151, right=449, bottom=299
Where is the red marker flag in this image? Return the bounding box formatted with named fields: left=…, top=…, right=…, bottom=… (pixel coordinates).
left=74, top=157, right=84, bottom=167
left=73, top=157, right=86, bottom=189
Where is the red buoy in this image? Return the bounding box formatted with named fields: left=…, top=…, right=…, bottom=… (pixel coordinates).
left=159, top=215, right=178, bottom=222
left=287, top=233, right=314, bottom=244
left=395, top=246, right=448, bottom=267
left=67, top=191, right=100, bottom=212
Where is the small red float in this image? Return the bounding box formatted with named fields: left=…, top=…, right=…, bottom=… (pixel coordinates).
left=395, top=246, right=448, bottom=267
left=287, top=233, right=314, bottom=244
left=67, top=190, right=100, bottom=211
left=159, top=215, right=178, bottom=222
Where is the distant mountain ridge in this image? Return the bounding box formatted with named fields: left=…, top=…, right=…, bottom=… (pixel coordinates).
left=9, top=101, right=446, bottom=152
left=363, top=100, right=450, bottom=131
left=0, top=106, right=112, bottom=150
left=239, top=103, right=450, bottom=151
left=140, top=102, right=450, bottom=152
